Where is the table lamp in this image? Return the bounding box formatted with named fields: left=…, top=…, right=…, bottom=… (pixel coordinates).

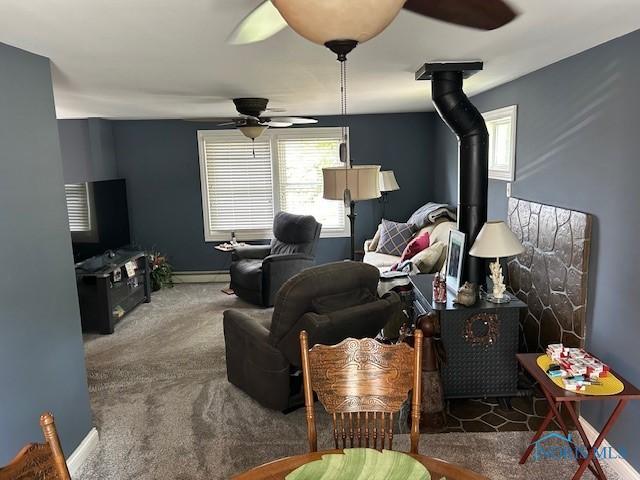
left=378, top=170, right=400, bottom=219
left=469, top=220, right=525, bottom=303
left=323, top=164, right=381, bottom=260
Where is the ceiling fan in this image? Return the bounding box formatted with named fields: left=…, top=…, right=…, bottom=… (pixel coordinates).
left=189, top=97, right=318, bottom=140
left=228, top=0, right=518, bottom=46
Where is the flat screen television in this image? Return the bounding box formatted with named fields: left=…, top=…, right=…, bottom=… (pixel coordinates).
left=67, top=179, right=131, bottom=263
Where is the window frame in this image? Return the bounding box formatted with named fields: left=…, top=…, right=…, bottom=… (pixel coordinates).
left=482, top=105, right=517, bottom=181
left=197, top=127, right=349, bottom=242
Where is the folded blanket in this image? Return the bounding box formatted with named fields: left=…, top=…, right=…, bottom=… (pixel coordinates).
left=408, top=202, right=457, bottom=229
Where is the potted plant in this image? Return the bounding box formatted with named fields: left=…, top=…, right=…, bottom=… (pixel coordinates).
left=148, top=251, right=174, bottom=291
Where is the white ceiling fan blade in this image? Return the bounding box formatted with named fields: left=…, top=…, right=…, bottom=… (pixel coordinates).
left=227, top=1, right=288, bottom=45
left=266, top=120, right=293, bottom=127
left=271, top=116, right=318, bottom=125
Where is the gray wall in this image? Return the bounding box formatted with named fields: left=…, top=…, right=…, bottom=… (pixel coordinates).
left=0, top=43, right=92, bottom=463
left=434, top=29, right=640, bottom=469
left=111, top=113, right=438, bottom=271
left=59, top=117, right=118, bottom=184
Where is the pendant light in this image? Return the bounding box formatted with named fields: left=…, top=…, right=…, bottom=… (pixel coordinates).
left=270, top=0, right=406, bottom=47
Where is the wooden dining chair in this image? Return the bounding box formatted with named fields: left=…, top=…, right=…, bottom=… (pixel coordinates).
left=300, top=329, right=423, bottom=454
left=0, top=412, right=71, bottom=480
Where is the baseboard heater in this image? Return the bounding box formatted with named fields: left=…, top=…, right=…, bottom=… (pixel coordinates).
left=172, top=271, right=230, bottom=283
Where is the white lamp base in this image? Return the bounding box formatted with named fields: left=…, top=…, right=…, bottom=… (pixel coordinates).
left=487, top=257, right=510, bottom=303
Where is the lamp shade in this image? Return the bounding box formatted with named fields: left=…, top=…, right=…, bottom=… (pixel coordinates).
left=379, top=171, right=400, bottom=192
left=323, top=165, right=381, bottom=201
left=271, top=0, right=405, bottom=46
left=238, top=124, right=268, bottom=140
left=469, top=221, right=525, bottom=258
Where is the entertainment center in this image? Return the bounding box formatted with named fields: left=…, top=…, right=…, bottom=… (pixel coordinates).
left=65, top=178, right=151, bottom=333
left=75, top=250, right=151, bottom=334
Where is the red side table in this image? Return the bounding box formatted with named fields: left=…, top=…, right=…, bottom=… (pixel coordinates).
left=517, top=353, right=640, bottom=480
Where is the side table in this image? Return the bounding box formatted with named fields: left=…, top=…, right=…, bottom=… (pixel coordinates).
left=517, top=353, right=640, bottom=480
left=214, top=242, right=251, bottom=295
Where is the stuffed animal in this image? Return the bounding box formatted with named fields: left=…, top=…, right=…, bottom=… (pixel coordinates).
left=454, top=282, right=477, bottom=307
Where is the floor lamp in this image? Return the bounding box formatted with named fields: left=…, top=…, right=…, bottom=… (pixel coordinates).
left=323, top=165, right=381, bottom=260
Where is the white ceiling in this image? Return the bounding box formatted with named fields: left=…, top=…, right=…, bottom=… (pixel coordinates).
left=1, top=0, right=639, bottom=119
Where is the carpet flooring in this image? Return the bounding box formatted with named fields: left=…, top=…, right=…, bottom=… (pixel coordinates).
left=76, top=283, right=620, bottom=479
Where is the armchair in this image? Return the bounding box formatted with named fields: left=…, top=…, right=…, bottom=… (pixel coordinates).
left=223, top=261, right=401, bottom=411
left=230, top=212, right=321, bottom=307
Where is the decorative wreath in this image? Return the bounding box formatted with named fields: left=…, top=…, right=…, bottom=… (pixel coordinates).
left=464, top=313, right=499, bottom=347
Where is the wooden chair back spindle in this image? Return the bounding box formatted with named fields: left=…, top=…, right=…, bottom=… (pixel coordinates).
left=0, top=412, right=71, bottom=480
left=300, top=330, right=423, bottom=454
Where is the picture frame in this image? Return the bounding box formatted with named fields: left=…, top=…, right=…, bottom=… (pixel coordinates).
left=445, top=229, right=466, bottom=293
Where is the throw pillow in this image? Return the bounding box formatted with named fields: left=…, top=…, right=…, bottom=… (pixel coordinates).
left=312, top=288, right=376, bottom=315
left=376, top=219, right=416, bottom=256
left=411, top=241, right=445, bottom=273
left=400, top=230, right=430, bottom=261
left=369, top=224, right=382, bottom=251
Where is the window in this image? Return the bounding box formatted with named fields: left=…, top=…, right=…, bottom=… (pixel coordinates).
left=483, top=105, right=517, bottom=181
left=276, top=130, right=346, bottom=236
left=64, top=183, right=91, bottom=232
left=198, top=132, right=274, bottom=241
left=198, top=127, right=347, bottom=241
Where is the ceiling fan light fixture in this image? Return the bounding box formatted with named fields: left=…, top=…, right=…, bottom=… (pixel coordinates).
left=238, top=124, right=268, bottom=140
left=271, top=0, right=406, bottom=46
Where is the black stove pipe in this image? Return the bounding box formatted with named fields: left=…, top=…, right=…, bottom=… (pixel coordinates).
left=416, top=62, right=489, bottom=286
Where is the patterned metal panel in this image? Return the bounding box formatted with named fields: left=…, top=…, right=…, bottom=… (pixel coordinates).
left=440, top=307, right=520, bottom=398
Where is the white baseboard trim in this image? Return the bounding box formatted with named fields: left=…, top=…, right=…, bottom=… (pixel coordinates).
left=172, top=270, right=230, bottom=284
left=67, top=427, right=99, bottom=477
left=579, top=416, right=640, bottom=479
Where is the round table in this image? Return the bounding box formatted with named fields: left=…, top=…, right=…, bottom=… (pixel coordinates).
left=232, top=449, right=488, bottom=480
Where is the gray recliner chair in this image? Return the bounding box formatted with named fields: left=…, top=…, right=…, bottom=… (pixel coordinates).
left=223, top=261, right=401, bottom=411
left=230, top=212, right=322, bottom=307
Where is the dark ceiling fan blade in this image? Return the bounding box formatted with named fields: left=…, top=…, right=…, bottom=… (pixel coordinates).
left=403, top=0, right=517, bottom=30
left=270, top=116, right=318, bottom=125
left=227, top=1, right=288, bottom=45
left=183, top=117, right=237, bottom=123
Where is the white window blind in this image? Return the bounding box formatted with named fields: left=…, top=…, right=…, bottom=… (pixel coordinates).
left=276, top=130, right=347, bottom=236
left=65, top=183, right=91, bottom=232
left=198, top=132, right=274, bottom=240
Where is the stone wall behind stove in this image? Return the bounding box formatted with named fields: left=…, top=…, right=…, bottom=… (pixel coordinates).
left=507, top=197, right=592, bottom=352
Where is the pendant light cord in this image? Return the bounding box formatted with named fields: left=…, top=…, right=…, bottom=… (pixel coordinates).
left=340, top=57, right=349, bottom=191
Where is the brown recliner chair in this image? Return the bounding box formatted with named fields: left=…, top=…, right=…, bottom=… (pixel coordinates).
left=223, top=261, right=401, bottom=411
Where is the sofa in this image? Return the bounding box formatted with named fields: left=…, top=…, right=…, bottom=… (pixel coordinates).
left=230, top=211, right=321, bottom=307
left=363, top=219, right=457, bottom=272
left=223, top=261, right=401, bottom=410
